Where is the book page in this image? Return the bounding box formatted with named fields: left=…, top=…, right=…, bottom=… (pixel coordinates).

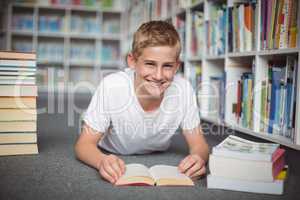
left=120, top=163, right=152, bottom=179
left=216, top=135, right=279, bottom=154
left=148, top=165, right=190, bottom=181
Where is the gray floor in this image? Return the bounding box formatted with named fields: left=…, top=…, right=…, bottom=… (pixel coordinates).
left=0, top=93, right=299, bottom=200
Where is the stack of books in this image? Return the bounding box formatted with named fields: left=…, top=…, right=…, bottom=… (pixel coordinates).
left=207, top=135, right=286, bottom=195
left=0, top=51, right=38, bottom=156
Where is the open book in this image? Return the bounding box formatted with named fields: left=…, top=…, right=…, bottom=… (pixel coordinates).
left=115, top=164, right=194, bottom=186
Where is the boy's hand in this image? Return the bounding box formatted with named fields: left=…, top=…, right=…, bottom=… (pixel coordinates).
left=178, top=154, right=206, bottom=179
left=97, top=154, right=126, bottom=184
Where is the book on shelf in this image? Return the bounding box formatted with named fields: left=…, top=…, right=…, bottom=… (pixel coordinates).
left=37, top=42, right=64, bottom=63
left=101, top=43, right=120, bottom=63
left=186, top=63, right=202, bottom=108
left=207, top=167, right=287, bottom=195
left=206, top=1, right=226, bottom=56
left=228, top=1, right=257, bottom=53
left=190, top=10, right=204, bottom=58
left=207, top=73, right=225, bottom=121
left=12, top=39, right=33, bottom=53
left=12, top=14, right=34, bottom=32
left=71, top=15, right=100, bottom=34
left=70, top=42, right=96, bottom=63
left=241, top=72, right=254, bottom=129
left=212, top=135, right=280, bottom=161
left=115, top=164, right=194, bottom=186
left=103, top=17, right=120, bottom=34
left=259, top=56, right=298, bottom=139
left=261, top=0, right=298, bottom=50
left=38, top=15, right=66, bottom=33
left=175, top=15, right=186, bottom=59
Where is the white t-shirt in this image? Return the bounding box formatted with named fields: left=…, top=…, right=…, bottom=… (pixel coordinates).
left=84, top=68, right=200, bottom=155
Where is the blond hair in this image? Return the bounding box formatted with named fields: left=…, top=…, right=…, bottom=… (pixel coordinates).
left=131, top=20, right=181, bottom=59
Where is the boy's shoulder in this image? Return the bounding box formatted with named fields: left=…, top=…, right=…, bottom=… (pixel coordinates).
left=172, top=74, right=194, bottom=91
left=101, top=69, right=132, bottom=85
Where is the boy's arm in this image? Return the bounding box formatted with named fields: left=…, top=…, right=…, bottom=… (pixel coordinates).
left=74, top=123, right=125, bottom=184
left=178, top=125, right=209, bottom=179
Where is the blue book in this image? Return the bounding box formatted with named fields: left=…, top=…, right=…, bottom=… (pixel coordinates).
left=268, top=66, right=285, bottom=134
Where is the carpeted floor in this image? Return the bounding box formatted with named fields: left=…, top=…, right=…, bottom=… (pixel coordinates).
left=0, top=93, right=299, bottom=200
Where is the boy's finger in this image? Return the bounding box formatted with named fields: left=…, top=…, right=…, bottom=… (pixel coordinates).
left=100, top=166, right=115, bottom=183
left=190, top=165, right=206, bottom=178
left=111, top=162, right=122, bottom=178
left=178, top=156, right=190, bottom=171
left=185, top=161, right=200, bottom=177
left=181, top=157, right=196, bottom=173
left=118, top=159, right=126, bottom=174
left=104, top=162, right=119, bottom=181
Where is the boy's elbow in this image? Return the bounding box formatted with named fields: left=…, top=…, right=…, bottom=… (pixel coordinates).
left=74, top=139, right=83, bottom=160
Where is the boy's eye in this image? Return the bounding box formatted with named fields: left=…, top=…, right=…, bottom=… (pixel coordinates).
left=164, top=65, right=173, bottom=68
left=145, top=62, right=155, bottom=66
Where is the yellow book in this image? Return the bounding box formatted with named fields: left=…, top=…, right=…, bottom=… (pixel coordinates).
left=0, top=97, right=36, bottom=109
left=0, top=133, right=37, bottom=144
left=0, top=51, right=36, bottom=60
left=0, top=109, right=37, bottom=121
left=0, top=85, right=37, bottom=97
left=0, top=121, right=36, bottom=132
left=115, top=164, right=194, bottom=186
left=0, top=143, right=38, bottom=156
left=276, top=165, right=288, bottom=180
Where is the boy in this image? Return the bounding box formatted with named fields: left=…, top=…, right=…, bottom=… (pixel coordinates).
left=75, top=21, right=209, bottom=184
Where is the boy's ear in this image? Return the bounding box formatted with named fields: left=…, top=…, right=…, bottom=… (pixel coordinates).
left=175, top=60, right=181, bottom=72
left=127, top=53, right=136, bottom=69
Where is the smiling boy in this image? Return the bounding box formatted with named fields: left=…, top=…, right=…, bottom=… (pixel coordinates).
left=75, top=21, right=209, bottom=184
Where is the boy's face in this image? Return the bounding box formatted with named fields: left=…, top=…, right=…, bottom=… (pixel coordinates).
left=128, top=46, right=180, bottom=98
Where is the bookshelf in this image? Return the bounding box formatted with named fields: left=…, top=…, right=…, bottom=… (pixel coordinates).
left=125, top=0, right=300, bottom=150
left=1, top=0, right=125, bottom=93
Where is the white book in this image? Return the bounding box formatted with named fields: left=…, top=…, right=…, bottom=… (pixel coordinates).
left=209, top=150, right=285, bottom=182
left=0, top=85, right=37, bottom=96
left=0, top=71, right=36, bottom=76
left=0, top=67, right=36, bottom=72
left=212, top=135, right=279, bottom=161
left=207, top=175, right=284, bottom=195
left=0, top=60, right=36, bottom=67
left=0, top=79, right=36, bottom=85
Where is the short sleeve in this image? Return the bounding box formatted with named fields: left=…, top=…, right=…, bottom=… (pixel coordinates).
left=180, top=81, right=200, bottom=130
left=83, top=80, right=110, bottom=133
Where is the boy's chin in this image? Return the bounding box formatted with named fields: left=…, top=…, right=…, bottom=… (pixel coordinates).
left=145, top=87, right=165, bottom=98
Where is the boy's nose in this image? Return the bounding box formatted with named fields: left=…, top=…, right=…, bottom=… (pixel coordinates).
left=154, top=67, right=163, bottom=81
